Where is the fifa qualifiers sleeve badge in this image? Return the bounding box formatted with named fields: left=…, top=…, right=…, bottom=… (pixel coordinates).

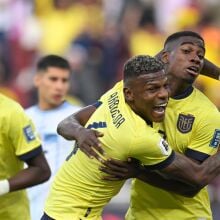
left=159, top=139, right=170, bottom=156
left=23, top=125, right=36, bottom=142
left=210, top=129, right=220, bottom=148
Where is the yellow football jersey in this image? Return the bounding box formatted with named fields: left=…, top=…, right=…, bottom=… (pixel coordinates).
left=44, top=81, right=174, bottom=220
left=127, top=87, right=220, bottom=220
left=0, top=94, right=42, bottom=220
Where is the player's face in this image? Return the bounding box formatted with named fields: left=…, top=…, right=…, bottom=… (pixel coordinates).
left=125, top=70, right=169, bottom=123
left=35, top=67, right=70, bottom=109
left=164, top=36, right=205, bottom=84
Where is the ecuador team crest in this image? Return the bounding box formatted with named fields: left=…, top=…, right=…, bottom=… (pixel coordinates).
left=177, top=113, right=195, bottom=133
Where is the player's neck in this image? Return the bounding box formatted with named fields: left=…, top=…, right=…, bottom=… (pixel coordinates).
left=169, top=79, right=193, bottom=98
left=38, top=99, right=62, bottom=111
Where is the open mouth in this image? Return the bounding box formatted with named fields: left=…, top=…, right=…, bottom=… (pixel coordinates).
left=186, top=66, right=200, bottom=76
left=153, top=103, right=167, bottom=115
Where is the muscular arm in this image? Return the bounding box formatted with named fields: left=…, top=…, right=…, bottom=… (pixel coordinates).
left=101, top=151, right=220, bottom=196
left=57, top=105, right=104, bottom=159
left=9, top=152, right=51, bottom=192
left=161, top=151, right=220, bottom=188
left=57, top=105, right=97, bottom=140
left=100, top=157, right=201, bottom=197
left=137, top=155, right=202, bottom=197
left=137, top=170, right=200, bottom=197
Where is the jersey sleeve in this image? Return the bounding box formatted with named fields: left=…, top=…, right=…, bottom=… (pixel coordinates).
left=129, top=128, right=175, bottom=170
left=185, top=111, right=220, bottom=162
left=8, top=104, right=42, bottom=159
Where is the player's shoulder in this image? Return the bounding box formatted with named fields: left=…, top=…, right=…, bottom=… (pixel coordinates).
left=0, top=93, right=24, bottom=113
left=25, top=105, right=41, bottom=120
left=192, top=88, right=218, bottom=112
left=193, top=88, right=220, bottom=121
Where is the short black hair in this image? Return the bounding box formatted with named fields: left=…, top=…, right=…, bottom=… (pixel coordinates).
left=164, top=31, right=204, bottom=48
left=37, top=55, right=71, bottom=72
left=123, top=55, right=164, bottom=83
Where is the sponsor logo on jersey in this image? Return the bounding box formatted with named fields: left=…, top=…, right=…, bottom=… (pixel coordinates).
left=177, top=113, right=195, bottom=133
left=23, top=125, right=36, bottom=142
left=210, top=129, right=220, bottom=148
left=159, top=138, right=170, bottom=155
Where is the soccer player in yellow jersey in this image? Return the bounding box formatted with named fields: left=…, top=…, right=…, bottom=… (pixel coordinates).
left=124, top=31, right=220, bottom=220
left=42, top=55, right=175, bottom=219
left=0, top=94, right=51, bottom=220
left=57, top=31, right=220, bottom=220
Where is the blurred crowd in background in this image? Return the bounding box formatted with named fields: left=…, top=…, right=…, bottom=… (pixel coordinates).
left=1, top=0, right=220, bottom=219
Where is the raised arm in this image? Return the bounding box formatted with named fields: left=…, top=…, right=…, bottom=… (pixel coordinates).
left=200, top=58, right=220, bottom=80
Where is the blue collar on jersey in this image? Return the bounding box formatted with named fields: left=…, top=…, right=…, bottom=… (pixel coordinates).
left=172, top=86, right=193, bottom=100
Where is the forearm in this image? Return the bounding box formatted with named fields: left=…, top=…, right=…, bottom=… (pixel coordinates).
left=199, top=152, right=220, bottom=185
left=8, top=166, right=50, bottom=192
left=7, top=153, right=51, bottom=193
left=57, top=105, right=96, bottom=140
left=137, top=170, right=200, bottom=197
left=57, top=114, right=85, bottom=140
left=163, top=152, right=220, bottom=188
left=201, top=58, right=220, bottom=80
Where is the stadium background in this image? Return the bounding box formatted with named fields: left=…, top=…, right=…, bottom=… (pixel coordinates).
left=1, top=0, right=220, bottom=219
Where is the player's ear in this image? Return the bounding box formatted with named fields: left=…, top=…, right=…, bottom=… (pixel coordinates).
left=33, top=73, right=41, bottom=87
left=124, top=87, right=134, bottom=101
left=161, top=51, right=169, bottom=64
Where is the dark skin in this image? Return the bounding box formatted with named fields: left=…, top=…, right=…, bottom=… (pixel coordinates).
left=98, top=158, right=202, bottom=197
left=201, top=58, right=220, bottom=79
left=156, top=51, right=220, bottom=80
left=8, top=152, right=51, bottom=192
left=162, top=36, right=205, bottom=96
left=58, top=105, right=104, bottom=159
left=124, top=71, right=169, bottom=123
left=57, top=37, right=220, bottom=197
